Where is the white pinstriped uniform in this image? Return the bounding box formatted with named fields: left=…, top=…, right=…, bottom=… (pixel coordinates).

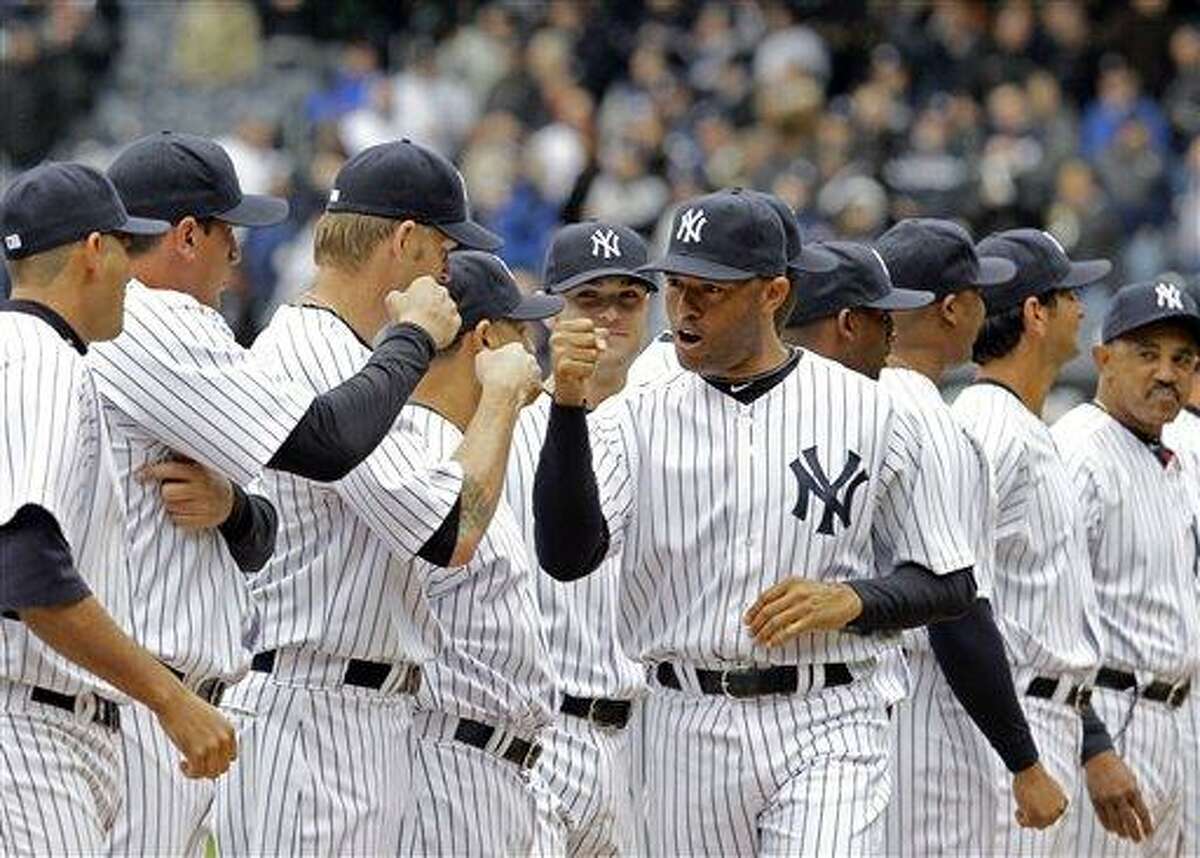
left=506, top=394, right=646, bottom=856
left=587, top=350, right=974, bottom=855
left=399, top=404, right=564, bottom=857
left=1162, top=406, right=1200, bottom=858
left=876, top=367, right=1005, bottom=857
left=0, top=309, right=131, bottom=853
left=624, top=333, right=676, bottom=389
left=1052, top=403, right=1200, bottom=858
left=214, top=305, right=462, bottom=856
left=953, top=382, right=1105, bottom=856
left=87, top=280, right=315, bottom=856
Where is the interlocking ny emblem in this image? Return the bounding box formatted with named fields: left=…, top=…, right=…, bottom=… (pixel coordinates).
left=675, top=208, right=707, bottom=243
left=1156, top=282, right=1184, bottom=310
left=789, top=447, right=869, bottom=535
left=590, top=228, right=621, bottom=259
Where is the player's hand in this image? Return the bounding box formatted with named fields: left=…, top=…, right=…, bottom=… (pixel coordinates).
left=1013, top=761, right=1069, bottom=829
left=549, top=318, right=607, bottom=407
left=743, top=577, right=863, bottom=646
left=152, top=685, right=237, bottom=779
left=137, top=459, right=233, bottom=531
left=386, top=275, right=460, bottom=349
left=1084, top=750, right=1153, bottom=842
left=476, top=341, right=542, bottom=406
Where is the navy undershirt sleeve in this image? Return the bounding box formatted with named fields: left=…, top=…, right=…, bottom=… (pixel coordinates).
left=845, top=563, right=976, bottom=632
left=534, top=403, right=610, bottom=581
left=1080, top=701, right=1116, bottom=763
left=927, top=598, right=1041, bottom=773
left=418, top=498, right=461, bottom=567
left=0, top=505, right=91, bottom=614
left=217, top=485, right=278, bottom=573
left=268, top=322, right=436, bottom=482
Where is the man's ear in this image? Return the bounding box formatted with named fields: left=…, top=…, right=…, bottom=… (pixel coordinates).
left=1092, top=342, right=1110, bottom=372
left=473, top=318, right=493, bottom=350
left=389, top=220, right=416, bottom=260
left=762, top=275, right=791, bottom=318
left=171, top=217, right=202, bottom=262
left=1022, top=294, right=1048, bottom=336
left=79, top=232, right=105, bottom=275
left=835, top=307, right=856, bottom=340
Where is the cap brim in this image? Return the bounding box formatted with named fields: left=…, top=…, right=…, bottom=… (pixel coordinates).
left=116, top=215, right=171, bottom=236
left=1059, top=258, right=1112, bottom=289
left=506, top=291, right=565, bottom=321
left=217, top=194, right=290, bottom=228
left=439, top=219, right=503, bottom=252
left=863, top=287, right=936, bottom=311
left=548, top=267, right=659, bottom=294
left=1106, top=310, right=1200, bottom=345
left=969, top=256, right=1018, bottom=286
left=639, top=253, right=758, bottom=282
left=792, top=243, right=839, bottom=273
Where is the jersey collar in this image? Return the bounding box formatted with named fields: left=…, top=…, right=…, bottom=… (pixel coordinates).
left=0, top=299, right=88, bottom=355
left=702, top=348, right=801, bottom=404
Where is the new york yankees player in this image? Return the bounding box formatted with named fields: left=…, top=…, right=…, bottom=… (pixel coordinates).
left=213, top=142, right=509, bottom=855
left=90, top=132, right=462, bottom=856
left=954, top=230, right=1148, bottom=855
left=1053, top=281, right=1200, bottom=857
left=533, top=189, right=980, bottom=855
left=0, top=163, right=236, bottom=853
left=399, top=251, right=564, bottom=855
left=504, top=221, right=660, bottom=856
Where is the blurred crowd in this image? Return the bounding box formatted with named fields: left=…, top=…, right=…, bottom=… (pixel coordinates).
left=4, top=0, right=1200, bottom=387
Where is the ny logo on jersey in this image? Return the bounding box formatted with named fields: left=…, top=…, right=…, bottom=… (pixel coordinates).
left=1156, top=282, right=1184, bottom=310
left=789, top=446, right=869, bottom=535
left=675, top=208, right=707, bottom=244
left=591, top=228, right=621, bottom=259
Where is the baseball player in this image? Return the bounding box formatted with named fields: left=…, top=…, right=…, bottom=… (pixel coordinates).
left=955, top=229, right=1149, bottom=855
left=503, top=221, right=660, bottom=855
left=212, top=143, right=523, bottom=855
left=399, top=250, right=564, bottom=855
left=0, top=162, right=236, bottom=853
left=533, top=189, right=981, bottom=855
left=1053, top=280, right=1200, bottom=856
left=88, top=132, right=463, bottom=855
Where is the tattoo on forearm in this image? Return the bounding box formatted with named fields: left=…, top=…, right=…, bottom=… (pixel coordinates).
left=458, top=475, right=500, bottom=544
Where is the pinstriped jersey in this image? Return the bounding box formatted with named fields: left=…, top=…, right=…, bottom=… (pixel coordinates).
left=506, top=394, right=647, bottom=701
left=408, top=406, right=557, bottom=734
left=1164, top=407, right=1200, bottom=456
left=87, top=281, right=315, bottom=683
left=878, top=368, right=995, bottom=653
left=591, top=350, right=975, bottom=668
left=247, top=305, right=461, bottom=664
left=952, top=384, right=1103, bottom=680
left=1052, top=403, right=1200, bottom=680
left=1, top=311, right=130, bottom=699
left=624, top=335, right=677, bottom=390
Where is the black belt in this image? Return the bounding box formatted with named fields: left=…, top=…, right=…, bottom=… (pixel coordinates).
left=30, top=686, right=121, bottom=731
left=560, top=694, right=632, bottom=729
left=655, top=662, right=854, bottom=699
left=250, top=650, right=421, bottom=694
left=1095, top=667, right=1191, bottom=709
left=1026, top=676, right=1092, bottom=710
left=162, top=663, right=227, bottom=707
left=452, top=717, right=543, bottom=770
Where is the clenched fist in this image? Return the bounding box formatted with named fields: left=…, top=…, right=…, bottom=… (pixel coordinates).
left=137, top=459, right=233, bottom=531
left=549, top=318, right=607, bottom=407
left=386, top=275, right=461, bottom=349
left=475, top=341, right=542, bottom=405
left=153, top=685, right=238, bottom=779
left=1013, top=761, right=1068, bottom=829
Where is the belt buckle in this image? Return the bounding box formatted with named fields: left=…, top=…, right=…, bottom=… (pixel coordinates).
left=73, top=692, right=96, bottom=724
left=1074, top=685, right=1093, bottom=712
left=521, top=741, right=542, bottom=770
left=1168, top=682, right=1188, bottom=708
left=586, top=697, right=603, bottom=725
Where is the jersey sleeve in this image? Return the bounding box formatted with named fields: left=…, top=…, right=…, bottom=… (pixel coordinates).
left=590, top=400, right=640, bottom=556
left=954, top=397, right=1032, bottom=542
left=88, top=295, right=315, bottom=485
left=873, top=406, right=976, bottom=575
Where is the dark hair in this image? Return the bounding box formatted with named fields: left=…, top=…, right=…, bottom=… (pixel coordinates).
left=972, top=290, right=1060, bottom=364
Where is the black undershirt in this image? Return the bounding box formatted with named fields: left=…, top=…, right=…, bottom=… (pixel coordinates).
left=701, top=348, right=802, bottom=405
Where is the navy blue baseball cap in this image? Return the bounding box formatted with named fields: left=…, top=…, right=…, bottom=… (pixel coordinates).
left=2, top=162, right=169, bottom=260
left=1101, top=280, right=1200, bottom=344
left=448, top=250, right=563, bottom=332
left=745, top=190, right=839, bottom=275
left=876, top=218, right=1016, bottom=296
left=639, top=189, right=788, bottom=281
left=108, top=132, right=289, bottom=227
left=976, top=229, right=1111, bottom=314
left=542, top=221, right=657, bottom=293
left=788, top=241, right=935, bottom=325
left=328, top=140, right=501, bottom=251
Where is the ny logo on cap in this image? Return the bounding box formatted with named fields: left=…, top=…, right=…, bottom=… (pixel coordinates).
left=789, top=446, right=869, bottom=535
left=1156, top=282, right=1184, bottom=310
left=675, top=208, right=707, bottom=244
left=329, top=189, right=341, bottom=203
left=3, top=234, right=21, bottom=251
left=591, top=228, right=621, bottom=259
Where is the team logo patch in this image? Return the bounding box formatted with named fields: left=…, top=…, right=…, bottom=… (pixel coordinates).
left=590, top=228, right=621, bottom=259
left=789, top=447, right=868, bottom=535
left=675, top=208, right=707, bottom=244
left=4, top=234, right=21, bottom=251
left=329, top=188, right=341, bottom=203
left=1156, top=282, right=1184, bottom=310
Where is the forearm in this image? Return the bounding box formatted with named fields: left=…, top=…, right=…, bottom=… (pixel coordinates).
left=845, top=563, right=976, bottom=632
left=217, top=485, right=278, bottom=573
left=927, top=598, right=1041, bottom=773
left=1080, top=701, right=1116, bottom=764
left=20, top=596, right=187, bottom=714
left=268, top=323, right=436, bottom=481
